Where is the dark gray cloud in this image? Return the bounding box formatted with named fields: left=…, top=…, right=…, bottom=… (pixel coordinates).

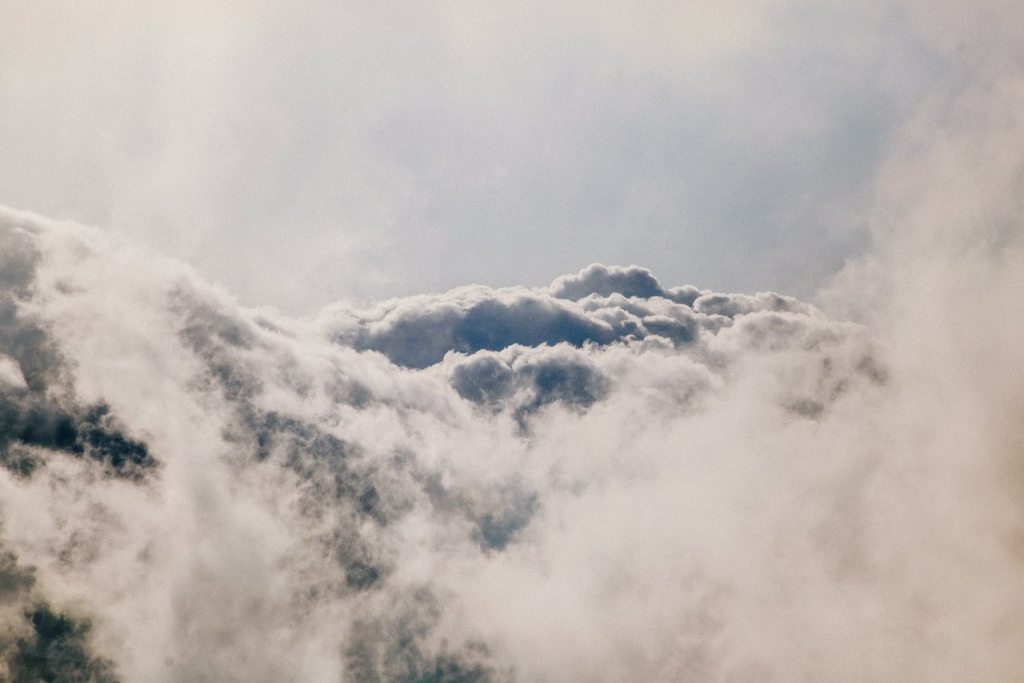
left=327, top=264, right=713, bottom=370
left=0, top=387, right=156, bottom=482
left=345, top=589, right=507, bottom=683
left=449, top=354, right=515, bottom=408
left=8, top=604, right=120, bottom=683
left=449, top=349, right=610, bottom=425
left=337, top=292, right=622, bottom=370
left=0, top=548, right=121, bottom=683
left=693, top=291, right=811, bottom=318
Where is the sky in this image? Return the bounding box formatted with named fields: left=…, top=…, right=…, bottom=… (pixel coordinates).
left=0, top=0, right=995, bottom=313
left=1, top=2, right=1024, bottom=682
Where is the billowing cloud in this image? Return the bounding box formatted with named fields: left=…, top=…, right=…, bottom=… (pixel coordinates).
left=2, top=152, right=1023, bottom=681
left=322, top=272, right=708, bottom=369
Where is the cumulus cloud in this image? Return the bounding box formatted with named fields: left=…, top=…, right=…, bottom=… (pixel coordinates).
left=0, top=205, right=890, bottom=681
left=3, top=141, right=1023, bottom=681
left=550, top=264, right=701, bottom=305
left=318, top=263, right=719, bottom=375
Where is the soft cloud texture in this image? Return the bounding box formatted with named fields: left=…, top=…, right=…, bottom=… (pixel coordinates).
left=2, top=1, right=1024, bottom=681
left=2, top=139, right=1023, bottom=679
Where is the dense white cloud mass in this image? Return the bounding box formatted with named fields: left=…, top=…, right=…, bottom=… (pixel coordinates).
left=2, top=112, right=1024, bottom=681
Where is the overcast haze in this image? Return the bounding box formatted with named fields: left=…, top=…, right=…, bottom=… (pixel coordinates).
left=0, top=0, right=987, bottom=312
left=2, top=2, right=1024, bottom=682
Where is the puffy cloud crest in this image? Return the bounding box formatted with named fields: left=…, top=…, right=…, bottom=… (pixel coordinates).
left=550, top=264, right=702, bottom=305
left=322, top=264, right=812, bottom=371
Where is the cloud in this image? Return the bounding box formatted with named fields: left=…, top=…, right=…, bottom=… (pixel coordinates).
left=5, top=183, right=1019, bottom=680
left=0, top=205, right=894, bottom=681
left=0, top=4, right=1022, bottom=677
left=9, top=604, right=120, bottom=683
left=550, top=264, right=701, bottom=305
left=321, top=265, right=718, bottom=370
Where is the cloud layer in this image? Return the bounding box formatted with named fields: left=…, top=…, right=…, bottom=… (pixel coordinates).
left=2, top=153, right=1023, bottom=682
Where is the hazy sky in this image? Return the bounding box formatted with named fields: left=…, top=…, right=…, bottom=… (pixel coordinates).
left=0, top=0, right=993, bottom=312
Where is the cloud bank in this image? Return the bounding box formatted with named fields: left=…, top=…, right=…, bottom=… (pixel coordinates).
left=2, top=122, right=1024, bottom=682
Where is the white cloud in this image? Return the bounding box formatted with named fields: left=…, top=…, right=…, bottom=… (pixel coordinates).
left=0, top=356, right=26, bottom=389
left=3, top=143, right=1023, bottom=678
